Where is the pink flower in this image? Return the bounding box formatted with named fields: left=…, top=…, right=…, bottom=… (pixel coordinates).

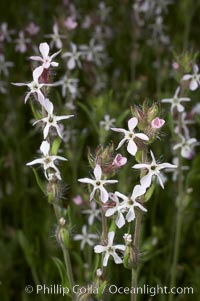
left=151, top=117, right=165, bottom=129
left=64, top=17, right=78, bottom=30
left=73, top=195, right=83, bottom=206
left=172, top=62, right=179, bottom=70
left=113, top=154, right=127, bottom=168
left=26, top=22, right=40, bottom=35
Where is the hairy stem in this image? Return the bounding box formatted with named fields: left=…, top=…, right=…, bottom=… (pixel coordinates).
left=169, top=113, right=184, bottom=301
left=53, top=203, right=75, bottom=294
left=131, top=149, right=147, bottom=301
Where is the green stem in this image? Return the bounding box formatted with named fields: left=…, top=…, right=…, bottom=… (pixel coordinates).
left=131, top=149, right=147, bottom=301
left=52, top=203, right=75, bottom=294
left=169, top=113, right=184, bottom=301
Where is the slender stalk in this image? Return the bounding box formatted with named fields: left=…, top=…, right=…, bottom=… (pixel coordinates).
left=131, top=150, right=147, bottom=301
left=53, top=203, right=75, bottom=294
left=169, top=113, right=184, bottom=301
left=101, top=206, right=108, bottom=282
left=131, top=212, right=142, bottom=301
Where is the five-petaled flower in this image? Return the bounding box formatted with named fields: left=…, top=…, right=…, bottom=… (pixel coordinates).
left=26, top=140, right=67, bottom=180
left=78, top=164, right=118, bottom=203
left=74, top=225, right=99, bottom=250
left=114, top=185, right=147, bottom=223
left=132, top=150, right=177, bottom=189
left=173, top=135, right=198, bottom=159
left=12, top=66, right=46, bottom=105
left=33, top=99, right=74, bottom=139
left=30, top=42, right=61, bottom=69
left=161, top=86, right=190, bottom=113
left=111, top=117, right=149, bottom=156
left=82, top=202, right=101, bottom=225
left=62, top=43, right=82, bottom=70
left=94, top=231, right=125, bottom=267
left=182, top=64, right=200, bottom=91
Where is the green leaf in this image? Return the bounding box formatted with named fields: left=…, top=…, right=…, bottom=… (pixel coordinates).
left=32, top=168, right=46, bottom=195
left=30, top=101, right=42, bottom=120
left=52, top=257, right=69, bottom=288
left=144, top=182, right=155, bottom=202
left=51, top=137, right=61, bottom=155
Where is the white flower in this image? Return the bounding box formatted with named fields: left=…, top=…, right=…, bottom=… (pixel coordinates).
left=26, top=140, right=67, bottom=180
left=82, top=202, right=101, bottom=225
left=115, top=185, right=147, bottom=223
left=54, top=75, right=79, bottom=98
left=45, top=23, right=65, bottom=49
left=78, top=164, right=118, bottom=203
left=30, top=42, right=61, bottom=69
left=12, top=66, right=45, bottom=105
left=182, top=64, right=200, bottom=91
left=100, top=114, right=116, bottom=131
left=0, top=54, right=14, bottom=77
left=174, top=112, right=194, bottom=137
left=132, top=150, right=177, bottom=189
left=80, top=39, right=104, bottom=66
left=33, top=99, right=74, bottom=139
left=94, top=231, right=125, bottom=267
left=105, top=193, right=126, bottom=228
left=62, top=43, right=82, bottom=70
left=161, top=86, right=190, bottom=113
left=173, top=135, right=198, bottom=159
left=0, top=22, right=15, bottom=42
left=111, top=117, right=149, bottom=156
left=74, top=225, right=98, bottom=250
left=15, top=31, right=30, bottom=53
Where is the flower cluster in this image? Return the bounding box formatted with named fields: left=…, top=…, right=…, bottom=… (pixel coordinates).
left=13, top=42, right=73, bottom=183
left=78, top=110, right=176, bottom=267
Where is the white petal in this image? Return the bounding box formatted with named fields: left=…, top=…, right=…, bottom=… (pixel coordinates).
left=56, top=115, right=74, bottom=121
left=111, top=127, right=127, bottom=133
left=94, top=164, right=102, bottom=180
left=157, top=174, right=164, bottom=188
left=140, top=173, right=153, bottom=189
left=43, top=124, right=51, bottom=139
left=68, top=57, right=75, bottom=69
left=126, top=208, right=135, bottom=222
left=190, top=79, right=198, bottom=91
left=159, top=163, right=177, bottom=169
left=94, top=245, right=105, bottom=253
left=132, top=163, right=149, bottom=169
left=161, top=98, right=173, bottom=103
left=116, top=138, right=127, bottom=150
left=108, top=231, right=115, bottom=245
left=115, top=212, right=126, bottom=228
left=78, top=178, right=94, bottom=185
left=100, top=187, right=109, bottom=203
left=33, top=66, right=43, bottom=82
left=115, top=191, right=128, bottom=202
left=182, top=74, right=192, bottom=81
left=128, top=117, right=138, bottom=131
left=44, top=99, right=54, bottom=114
left=103, top=252, right=110, bottom=267
left=112, top=252, right=122, bottom=264
left=193, top=64, right=199, bottom=73
left=134, top=201, right=147, bottom=212
left=39, top=42, right=49, bottom=58
left=177, top=104, right=184, bottom=112
left=127, top=140, right=137, bottom=156
left=150, top=150, right=156, bottom=164
left=105, top=207, right=117, bottom=217
left=132, top=184, right=146, bottom=199
left=135, top=133, right=149, bottom=141
left=52, top=155, right=67, bottom=161
left=40, top=140, right=50, bottom=155
left=26, top=158, right=43, bottom=166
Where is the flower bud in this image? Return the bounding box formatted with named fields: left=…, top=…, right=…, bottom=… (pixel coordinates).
left=56, top=218, right=70, bottom=248
left=112, top=153, right=127, bottom=168
left=151, top=117, right=165, bottom=129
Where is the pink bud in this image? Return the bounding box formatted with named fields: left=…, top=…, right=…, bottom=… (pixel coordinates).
left=151, top=117, right=165, bottom=129
left=73, top=195, right=83, bottom=206
left=64, top=17, right=78, bottom=30
left=113, top=154, right=127, bottom=167
left=172, top=62, right=179, bottom=70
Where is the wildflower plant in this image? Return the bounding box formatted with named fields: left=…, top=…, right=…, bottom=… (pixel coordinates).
left=2, top=2, right=200, bottom=301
